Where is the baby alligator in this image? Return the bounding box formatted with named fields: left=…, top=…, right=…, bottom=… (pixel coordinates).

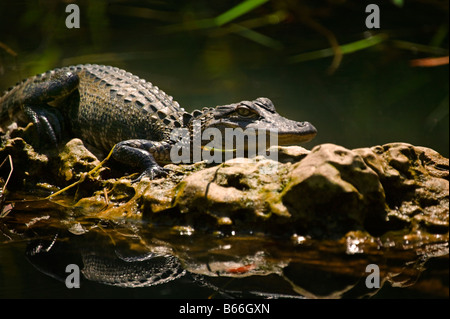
left=0, top=64, right=317, bottom=180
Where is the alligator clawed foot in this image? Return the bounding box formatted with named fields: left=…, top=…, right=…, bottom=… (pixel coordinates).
left=131, top=166, right=171, bottom=183
left=23, top=104, right=64, bottom=147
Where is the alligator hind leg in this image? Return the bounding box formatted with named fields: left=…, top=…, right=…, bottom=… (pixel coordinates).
left=15, top=69, right=78, bottom=147
left=23, top=104, right=64, bottom=147
left=112, top=139, right=172, bottom=181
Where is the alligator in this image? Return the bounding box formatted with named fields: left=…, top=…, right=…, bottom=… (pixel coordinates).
left=0, top=64, right=317, bottom=180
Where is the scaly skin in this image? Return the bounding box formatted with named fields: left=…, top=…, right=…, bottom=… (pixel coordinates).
left=0, top=64, right=317, bottom=180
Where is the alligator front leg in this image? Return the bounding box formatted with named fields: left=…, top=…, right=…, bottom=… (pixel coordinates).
left=112, top=139, right=173, bottom=181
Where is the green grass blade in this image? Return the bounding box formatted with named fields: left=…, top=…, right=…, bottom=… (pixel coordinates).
left=392, top=40, right=449, bottom=55
left=231, top=24, right=284, bottom=50
left=288, top=34, right=387, bottom=64
left=214, top=0, right=270, bottom=26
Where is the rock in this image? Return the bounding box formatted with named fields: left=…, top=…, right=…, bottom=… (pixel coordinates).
left=355, top=143, right=449, bottom=235
left=1, top=135, right=448, bottom=240
left=0, top=137, right=50, bottom=189
left=280, top=144, right=388, bottom=237
left=169, top=156, right=289, bottom=228
left=58, top=138, right=102, bottom=182
left=153, top=143, right=384, bottom=237
left=140, top=142, right=448, bottom=239
left=267, top=145, right=310, bottom=163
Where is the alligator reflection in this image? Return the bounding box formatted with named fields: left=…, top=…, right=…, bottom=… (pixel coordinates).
left=25, top=229, right=186, bottom=288
left=1, top=203, right=446, bottom=299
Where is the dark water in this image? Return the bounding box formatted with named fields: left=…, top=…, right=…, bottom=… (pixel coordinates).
left=0, top=195, right=448, bottom=299
left=0, top=1, right=448, bottom=299
left=1, top=223, right=448, bottom=299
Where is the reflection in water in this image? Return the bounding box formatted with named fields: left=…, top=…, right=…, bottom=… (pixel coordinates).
left=1, top=199, right=447, bottom=298
left=26, top=231, right=186, bottom=288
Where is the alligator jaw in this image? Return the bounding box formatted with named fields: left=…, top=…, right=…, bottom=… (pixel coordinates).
left=276, top=121, right=317, bottom=145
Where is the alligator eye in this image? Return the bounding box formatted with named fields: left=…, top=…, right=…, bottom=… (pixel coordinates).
left=236, top=107, right=253, bottom=117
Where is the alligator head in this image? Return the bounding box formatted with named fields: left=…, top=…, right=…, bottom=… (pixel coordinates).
left=189, top=97, right=317, bottom=149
